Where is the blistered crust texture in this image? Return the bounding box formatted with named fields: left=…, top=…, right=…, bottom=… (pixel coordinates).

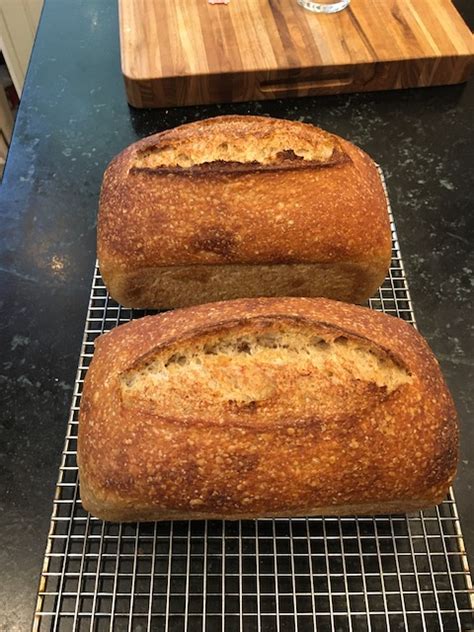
left=97, top=115, right=391, bottom=307
left=78, top=297, right=458, bottom=522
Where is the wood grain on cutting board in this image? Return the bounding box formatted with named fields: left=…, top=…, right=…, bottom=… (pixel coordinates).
left=119, top=0, right=474, bottom=108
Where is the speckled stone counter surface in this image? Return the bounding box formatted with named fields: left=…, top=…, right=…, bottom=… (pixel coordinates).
left=0, top=1, right=473, bottom=629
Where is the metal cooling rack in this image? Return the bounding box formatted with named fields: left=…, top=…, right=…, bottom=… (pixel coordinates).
left=34, top=171, right=474, bottom=632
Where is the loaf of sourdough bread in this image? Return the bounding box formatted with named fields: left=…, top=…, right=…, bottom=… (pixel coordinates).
left=97, top=116, right=391, bottom=308
left=78, top=297, right=458, bottom=522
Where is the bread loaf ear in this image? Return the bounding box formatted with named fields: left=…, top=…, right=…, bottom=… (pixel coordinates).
left=131, top=116, right=348, bottom=170
left=78, top=297, right=458, bottom=522
left=98, top=115, right=391, bottom=308
left=119, top=317, right=412, bottom=429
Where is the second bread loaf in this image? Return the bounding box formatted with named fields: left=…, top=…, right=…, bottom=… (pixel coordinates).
left=78, top=297, right=458, bottom=522
left=98, top=116, right=391, bottom=308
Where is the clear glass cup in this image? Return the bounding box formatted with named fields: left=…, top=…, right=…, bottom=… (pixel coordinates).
left=297, top=0, right=350, bottom=14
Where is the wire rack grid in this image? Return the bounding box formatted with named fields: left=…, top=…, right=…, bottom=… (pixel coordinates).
left=33, top=171, right=474, bottom=632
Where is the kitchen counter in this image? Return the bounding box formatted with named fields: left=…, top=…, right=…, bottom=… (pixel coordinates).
left=0, top=1, right=473, bottom=629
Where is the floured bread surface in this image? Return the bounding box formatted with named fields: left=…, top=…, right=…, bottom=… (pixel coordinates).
left=132, top=116, right=345, bottom=169
left=121, top=319, right=412, bottom=427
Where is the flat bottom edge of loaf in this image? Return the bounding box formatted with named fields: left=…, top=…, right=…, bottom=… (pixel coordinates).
left=80, top=496, right=447, bottom=523
left=100, top=261, right=389, bottom=309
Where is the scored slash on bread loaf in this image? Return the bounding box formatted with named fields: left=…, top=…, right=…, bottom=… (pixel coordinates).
left=121, top=318, right=412, bottom=429
left=98, top=115, right=392, bottom=308
left=78, top=297, right=458, bottom=522
left=131, top=115, right=348, bottom=171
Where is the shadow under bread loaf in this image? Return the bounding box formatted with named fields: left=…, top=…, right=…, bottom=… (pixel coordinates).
left=77, top=297, right=458, bottom=522
left=97, top=115, right=391, bottom=309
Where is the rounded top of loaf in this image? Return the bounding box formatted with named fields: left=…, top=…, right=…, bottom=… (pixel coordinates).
left=130, top=115, right=348, bottom=170
left=98, top=115, right=391, bottom=275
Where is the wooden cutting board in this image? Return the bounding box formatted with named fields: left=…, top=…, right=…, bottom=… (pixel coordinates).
left=119, top=0, right=474, bottom=108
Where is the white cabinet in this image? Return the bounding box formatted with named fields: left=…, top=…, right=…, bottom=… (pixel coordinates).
left=0, top=0, right=43, bottom=169
left=0, top=0, right=43, bottom=95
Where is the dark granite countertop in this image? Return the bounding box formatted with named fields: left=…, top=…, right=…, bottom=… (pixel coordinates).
left=0, top=1, right=472, bottom=629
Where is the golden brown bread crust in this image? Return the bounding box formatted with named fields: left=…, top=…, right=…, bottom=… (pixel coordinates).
left=107, top=260, right=383, bottom=308
left=78, top=297, right=458, bottom=522
left=97, top=116, right=391, bottom=308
